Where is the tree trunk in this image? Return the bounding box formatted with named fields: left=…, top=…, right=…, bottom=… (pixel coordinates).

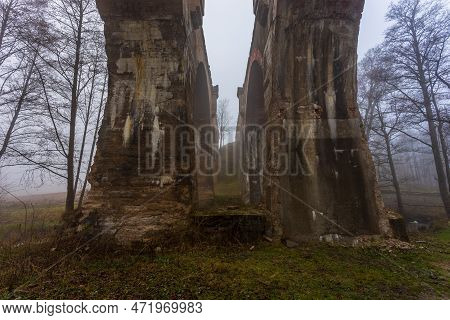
left=418, top=72, right=450, bottom=218
left=0, top=0, right=13, bottom=59
left=74, top=65, right=98, bottom=196
left=384, top=134, right=405, bottom=216
left=411, top=29, right=450, bottom=218
left=436, top=72, right=450, bottom=90
left=431, top=91, right=450, bottom=190
left=424, top=111, right=450, bottom=218
left=364, top=96, right=375, bottom=139
left=438, top=124, right=450, bottom=190
left=219, top=129, right=224, bottom=149
left=78, top=74, right=107, bottom=210
left=64, top=3, right=84, bottom=224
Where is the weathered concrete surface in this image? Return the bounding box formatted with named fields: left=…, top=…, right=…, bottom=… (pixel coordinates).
left=81, top=0, right=218, bottom=244
left=83, top=0, right=394, bottom=245
left=237, top=0, right=393, bottom=242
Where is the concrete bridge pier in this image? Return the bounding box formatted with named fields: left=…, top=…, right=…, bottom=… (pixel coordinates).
left=237, top=0, right=394, bottom=243
left=81, top=0, right=218, bottom=244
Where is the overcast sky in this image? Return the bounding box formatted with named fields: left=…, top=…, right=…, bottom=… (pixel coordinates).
left=5, top=0, right=394, bottom=196
left=203, top=0, right=393, bottom=127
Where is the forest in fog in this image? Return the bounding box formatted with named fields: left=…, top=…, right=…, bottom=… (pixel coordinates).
left=0, top=0, right=107, bottom=219
left=357, top=0, right=449, bottom=220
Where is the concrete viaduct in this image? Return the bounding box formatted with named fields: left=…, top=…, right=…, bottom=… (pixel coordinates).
left=81, top=0, right=397, bottom=244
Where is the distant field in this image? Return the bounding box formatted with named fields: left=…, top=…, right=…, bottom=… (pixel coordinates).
left=0, top=184, right=446, bottom=242
left=2, top=192, right=66, bottom=207
left=382, top=189, right=446, bottom=223
left=0, top=192, right=65, bottom=242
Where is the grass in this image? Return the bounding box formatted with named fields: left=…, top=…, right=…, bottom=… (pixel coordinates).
left=435, top=227, right=450, bottom=242
left=0, top=185, right=448, bottom=299
left=214, top=174, right=241, bottom=198
left=194, top=175, right=264, bottom=216
left=0, top=227, right=448, bottom=300
left=381, top=188, right=447, bottom=223
left=0, top=204, right=64, bottom=242
left=194, top=194, right=263, bottom=217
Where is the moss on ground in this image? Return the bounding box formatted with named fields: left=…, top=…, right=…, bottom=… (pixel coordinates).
left=435, top=227, right=450, bottom=242
left=193, top=195, right=264, bottom=217
left=0, top=228, right=448, bottom=300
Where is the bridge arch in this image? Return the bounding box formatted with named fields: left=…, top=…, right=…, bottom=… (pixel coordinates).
left=243, top=62, right=266, bottom=205
left=193, top=62, right=215, bottom=207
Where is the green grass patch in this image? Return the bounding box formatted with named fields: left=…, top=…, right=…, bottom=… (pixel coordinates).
left=194, top=194, right=262, bottom=217
left=215, top=175, right=241, bottom=198
left=0, top=228, right=448, bottom=300
left=434, top=227, right=450, bottom=242
left=194, top=176, right=263, bottom=216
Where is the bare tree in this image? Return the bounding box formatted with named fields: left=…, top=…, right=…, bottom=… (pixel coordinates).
left=0, top=171, right=6, bottom=204
left=0, top=52, right=38, bottom=161
left=384, top=0, right=450, bottom=218
left=359, top=47, right=388, bottom=140
left=373, top=102, right=408, bottom=216
left=217, top=99, right=232, bottom=149
left=360, top=47, right=407, bottom=216
left=435, top=39, right=450, bottom=90
left=0, top=0, right=48, bottom=164
left=0, top=0, right=19, bottom=69
left=14, top=0, right=107, bottom=224
left=77, top=72, right=107, bottom=210
left=430, top=77, right=450, bottom=190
